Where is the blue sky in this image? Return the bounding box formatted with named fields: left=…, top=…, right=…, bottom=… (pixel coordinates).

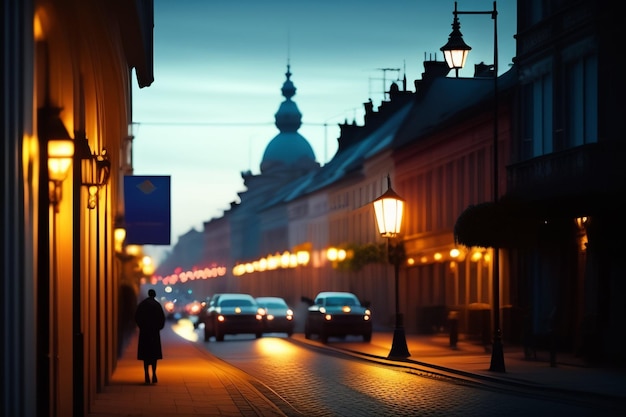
left=131, top=0, right=516, bottom=257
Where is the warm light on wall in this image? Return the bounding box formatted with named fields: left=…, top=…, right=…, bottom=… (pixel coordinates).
left=232, top=248, right=313, bottom=276
left=141, top=255, right=155, bottom=276
left=126, top=245, right=141, bottom=257
left=471, top=251, right=483, bottom=262
left=48, top=138, right=75, bottom=211
left=114, top=227, right=126, bottom=253
left=575, top=216, right=588, bottom=250
left=267, top=254, right=279, bottom=270
left=296, top=250, right=310, bottom=265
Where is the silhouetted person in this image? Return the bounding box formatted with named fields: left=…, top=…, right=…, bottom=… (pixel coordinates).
left=135, top=288, right=165, bottom=384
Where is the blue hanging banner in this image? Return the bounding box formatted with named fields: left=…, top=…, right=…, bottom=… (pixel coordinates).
left=123, top=175, right=171, bottom=245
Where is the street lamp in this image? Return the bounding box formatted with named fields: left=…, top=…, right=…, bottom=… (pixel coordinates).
left=372, top=175, right=410, bottom=359
left=440, top=1, right=505, bottom=372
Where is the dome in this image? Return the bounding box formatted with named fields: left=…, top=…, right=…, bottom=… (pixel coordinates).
left=260, top=64, right=317, bottom=174
left=261, top=132, right=316, bottom=173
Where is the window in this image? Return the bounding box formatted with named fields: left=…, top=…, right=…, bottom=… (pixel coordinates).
left=520, top=69, right=553, bottom=159
left=565, top=52, right=598, bottom=147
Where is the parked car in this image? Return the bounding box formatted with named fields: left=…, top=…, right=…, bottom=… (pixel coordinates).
left=203, top=293, right=264, bottom=342
left=304, top=291, right=372, bottom=343
left=200, top=293, right=223, bottom=337
left=255, top=296, right=294, bottom=336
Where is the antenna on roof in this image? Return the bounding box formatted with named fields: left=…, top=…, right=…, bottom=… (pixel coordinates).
left=403, top=60, right=407, bottom=91
left=375, top=68, right=401, bottom=100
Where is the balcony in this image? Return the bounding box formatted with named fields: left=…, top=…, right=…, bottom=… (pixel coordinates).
left=455, top=141, right=626, bottom=249
left=506, top=141, right=626, bottom=213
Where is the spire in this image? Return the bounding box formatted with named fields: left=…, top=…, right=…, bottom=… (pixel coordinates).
left=281, top=64, right=296, bottom=100
left=274, top=64, right=302, bottom=133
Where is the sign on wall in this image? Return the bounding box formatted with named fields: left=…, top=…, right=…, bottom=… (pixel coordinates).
left=123, top=175, right=171, bottom=245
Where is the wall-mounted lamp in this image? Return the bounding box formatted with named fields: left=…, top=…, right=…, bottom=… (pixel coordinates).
left=48, top=138, right=75, bottom=212
left=114, top=220, right=127, bottom=254
left=79, top=135, right=111, bottom=209
left=41, top=106, right=75, bottom=212
left=575, top=216, right=588, bottom=231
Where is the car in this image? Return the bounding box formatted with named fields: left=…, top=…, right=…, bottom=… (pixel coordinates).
left=255, top=297, right=294, bottom=336
left=304, top=291, right=372, bottom=343
left=200, top=294, right=223, bottom=338
left=203, top=293, right=265, bottom=342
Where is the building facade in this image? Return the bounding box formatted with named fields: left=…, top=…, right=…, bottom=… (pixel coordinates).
left=2, top=1, right=154, bottom=415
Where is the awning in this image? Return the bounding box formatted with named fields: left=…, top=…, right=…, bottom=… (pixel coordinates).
left=453, top=200, right=550, bottom=249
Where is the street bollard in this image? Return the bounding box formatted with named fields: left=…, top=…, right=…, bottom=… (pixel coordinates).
left=448, top=311, right=459, bottom=348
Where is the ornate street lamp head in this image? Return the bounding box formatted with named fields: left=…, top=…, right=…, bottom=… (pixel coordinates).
left=440, top=2, right=472, bottom=74
left=372, top=176, right=405, bottom=238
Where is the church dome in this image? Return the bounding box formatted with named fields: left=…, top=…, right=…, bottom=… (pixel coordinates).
left=260, top=65, right=317, bottom=174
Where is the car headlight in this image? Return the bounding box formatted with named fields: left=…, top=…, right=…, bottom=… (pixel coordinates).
left=217, top=315, right=225, bottom=322
left=267, top=314, right=275, bottom=321
left=324, top=314, right=332, bottom=321
left=365, top=309, right=371, bottom=316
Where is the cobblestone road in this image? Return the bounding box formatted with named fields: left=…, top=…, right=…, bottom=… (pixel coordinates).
left=199, top=334, right=603, bottom=416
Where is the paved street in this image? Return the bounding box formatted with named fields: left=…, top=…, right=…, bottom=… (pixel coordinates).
left=87, top=321, right=626, bottom=416
left=201, top=331, right=624, bottom=416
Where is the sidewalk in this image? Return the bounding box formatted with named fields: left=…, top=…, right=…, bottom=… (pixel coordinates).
left=324, top=332, right=626, bottom=401
left=87, top=322, right=287, bottom=417
left=88, top=322, right=626, bottom=416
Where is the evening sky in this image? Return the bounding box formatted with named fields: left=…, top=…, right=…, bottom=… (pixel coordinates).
left=131, top=0, right=517, bottom=260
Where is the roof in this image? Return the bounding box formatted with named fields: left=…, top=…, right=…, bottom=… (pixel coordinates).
left=394, top=67, right=517, bottom=148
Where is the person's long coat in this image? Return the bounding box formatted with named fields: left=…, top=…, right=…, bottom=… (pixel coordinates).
left=135, top=296, right=166, bottom=361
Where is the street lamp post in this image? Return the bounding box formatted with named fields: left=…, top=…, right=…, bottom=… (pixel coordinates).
left=372, top=175, right=410, bottom=359
left=440, top=1, right=506, bottom=372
